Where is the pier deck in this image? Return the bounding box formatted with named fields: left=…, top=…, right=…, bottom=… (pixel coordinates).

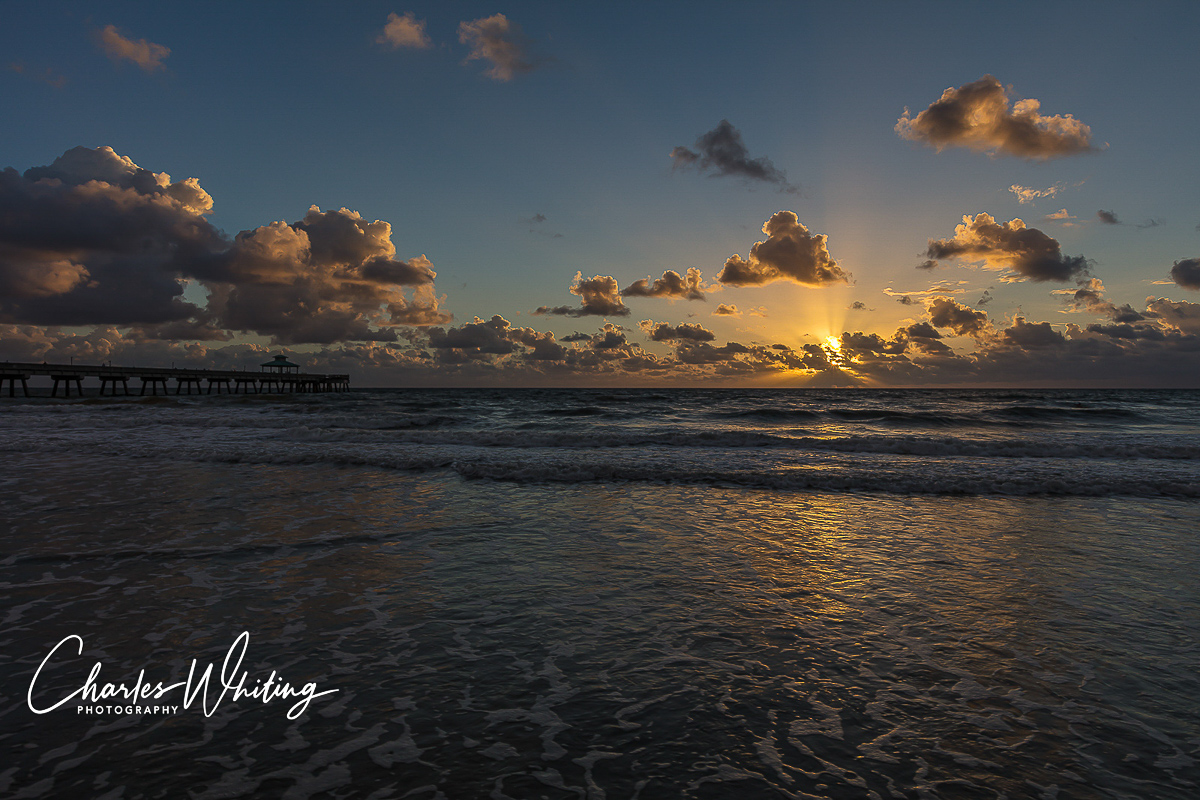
left=0, top=362, right=350, bottom=397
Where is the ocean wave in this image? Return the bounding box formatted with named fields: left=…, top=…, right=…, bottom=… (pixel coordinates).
left=277, top=427, right=1200, bottom=460
left=184, top=446, right=1200, bottom=497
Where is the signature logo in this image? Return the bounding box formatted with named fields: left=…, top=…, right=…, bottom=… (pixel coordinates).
left=28, top=631, right=338, bottom=719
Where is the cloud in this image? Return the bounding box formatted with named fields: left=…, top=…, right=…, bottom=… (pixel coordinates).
left=1097, top=209, right=1120, bottom=225
left=0, top=146, right=222, bottom=325
left=1043, top=209, right=1078, bottom=226
left=1001, top=318, right=1066, bottom=349
left=0, top=146, right=450, bottom=344
left=849, top=301, right=869, bottom=311
left=8, top=61, right=67, bottom=88
left=458, top=14, right=536, bottom=81
left=533, top=272, right=629, bottom=317
left=977, top=289, right=993, bottom=306
left=1145, top=297, right=1200, bottom=335
left=378, top=12, right=432, bottom=49
left=896, top=75, right=1094, bottom=159
left=622, top=268, right=706, bottom=300
left=1170, top=258, right=1200, bottom=290
left=714, top=303, right=740, bottom=316
left=1010, top=183, right=1064, bottom=204
left=202, top=205, right=450, bottom=342
left=895, top=295, right=917, bottom=306
left=95, top=25, right=170, bottom=72
left=520, top=213, right=547, bottom=224
left=670, top=120, right=795, bottom=191
left=1055, top=278, right=1144, bottom=323
left=639, top=320, right=716, bottom=342
left=925, top=213, right=1089, bottom=282
left=717, top=211, right=849, bottom=287
left=928, top=297, right=992, bottom=338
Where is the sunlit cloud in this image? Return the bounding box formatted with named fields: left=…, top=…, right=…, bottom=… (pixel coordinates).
left=622, top=268, right=706, bottom=300
left=1010, top=183, right=1064, bottom=204
left=897, top=75, right=1094, bottom=159
left=925, top=213, right=1090, bottom=282
left=378, top=12, right=432, bottom=49
left=95, top=25, right=170, bottom=72
left=717, top=211, right=849, bottom=287
left=458, top=14, right=536, bottom=81
left=533, top=272, right=628, bottom=317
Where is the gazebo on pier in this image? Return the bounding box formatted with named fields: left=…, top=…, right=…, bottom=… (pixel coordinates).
left=260, top=354, right=300, bottom=392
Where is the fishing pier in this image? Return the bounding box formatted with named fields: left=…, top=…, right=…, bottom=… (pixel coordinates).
left=0, top=356, right=350, bottom=397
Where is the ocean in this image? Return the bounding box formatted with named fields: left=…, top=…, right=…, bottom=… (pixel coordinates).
left=1, top=388, right=1198, bottom=798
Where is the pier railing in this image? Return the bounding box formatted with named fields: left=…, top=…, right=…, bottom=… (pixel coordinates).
left=0, top=362, right=350, bottom=397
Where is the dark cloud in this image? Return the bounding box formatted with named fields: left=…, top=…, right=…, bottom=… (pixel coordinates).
left=0, top=147, right=449, bottom=344
left=896, top=75, right=1094, bottom=159
left=639, top=320, right=716, bottom=342
left=1169, top=258, right=1200, bottom=290
left=95, top=25, right=170, bottom=72
left=1058, top=278, right=1144, bottom=323
left=717, top=211, right=849, bottom=287
left=622, top=268, right=706, bottom=300
left=457, top=14, right=537, bottom=81
left=917, top=259, right=939, bottom=270
left=669, top=121, right=795, bottom=191
left=925, top=213, right=1089, bottom=282
left=977, top=289, right=993, bottom=306
left=560, top=332, right=591, bottom=342
left=521, top=213, right=548, bottom=224
left=849, top=301, right=869, bottom=311
left=0, top=146, right=221, bottom=325
left=1097, top=209, right=1120, bottom=225
left=928, top=297, right=991, bottom=338
left=1145, top=297, right=1200, bottom=335
left=533, top=272, right=629, bottom=317
left=895, top=295, right=917, bottom=306
left=1001, top=318, right=1066, bottom=349
left=1136, top=218, right=1163, bottom=230
left=198, top=205, right=450, bottom=343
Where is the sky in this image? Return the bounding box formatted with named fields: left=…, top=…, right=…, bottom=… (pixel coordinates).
left=2, top=0, right=1199, bottom=387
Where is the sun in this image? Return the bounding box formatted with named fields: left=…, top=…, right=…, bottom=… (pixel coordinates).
left=824, top=335, right=841, bottom=353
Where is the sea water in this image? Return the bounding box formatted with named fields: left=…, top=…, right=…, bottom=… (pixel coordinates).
left=1, top=389, right=1198, bottom=798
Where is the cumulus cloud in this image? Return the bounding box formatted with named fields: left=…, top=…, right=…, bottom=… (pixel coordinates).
left=533, top=272, right=629, bottom=317
left=0, top=146, right=222, bottom=325
left=639, top=320, right=716, bottom=342
left=95, top=25, right=170, bottom=72
left=928, top=296, right=992, bottom=338
left=1097, top=209, right=1120, bottom=225
left=458, top=14, right=536, bottom=81
left=0, top=146, right=450, bottom=344
left=925, top=213, right=1089, bottom=282
left=717, top=211, right=849, bottom=287
left=670, top=121, right=795, bottom=191
left=1170, top=258, right=1200, bottom=290
left=1056, top=278, right=1144, bottom=323
left=202, top=205, right=449, bottom=342
left=1001, top=318, right=1066, bottom=349
left=849, top=301, right=869, bottom=311
left=378, top=12, right=432, bottom=49
left=622, top=268, right=706, bottom=300
left=1145, top=297, right=1200, bottom=335
left=897, top=75, right=1094, bottom=159
left=714, top=303, right=740, bottom=316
